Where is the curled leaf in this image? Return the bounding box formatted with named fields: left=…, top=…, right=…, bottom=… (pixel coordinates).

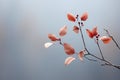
left=44, top=42, right=53, bottom=48
left=99, top=36, right=112, bottom=44
left=59, top=25, right=67, bottom=36
left=78, top=50, right=85, bottom=61
left=73, top=26, right=79, bottom=34
left=80, top=12, right=88, bottom=21
left=86, top=27, right=98, bottom=38
left=64, top=57, right=75, bottom=66
left=48, top=34, right=58, bottom=41
left=63, top=43, right=75, bottom=55
left=67, top=13, right=76, bottom=22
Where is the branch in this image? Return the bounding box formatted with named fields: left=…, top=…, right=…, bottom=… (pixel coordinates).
left=47, top=13, right=120, bottom=70
left=77, top=21, right=120, bottom=70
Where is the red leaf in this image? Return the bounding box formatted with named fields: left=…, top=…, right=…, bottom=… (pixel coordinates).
left=48, top=34, right=58, bottom=41
left=99, top=36, right=112, bottom=44
left=92, top=27, right=98, bottom=36
left=59, top=25, right=67, bottom=36
left=64, top=57, right=75, bottom=66
left=86, top=29, right=94, bottom=38
left=63, top=43, right=75, bottom=55
left=67, top=13, right=76, bottom=22
left=80, top=12, right=88, bottom=21
left=78, top=50, right=85, bottom=61
left=73, top=26, right=79, bottom=34
left=86, top=27, right=98, bottom=38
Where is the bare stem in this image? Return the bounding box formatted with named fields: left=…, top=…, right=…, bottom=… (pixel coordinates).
left=96, top=40, right=105, bottom=60
left=78, top=22, right=89, bottom=53
left=86, top=47, right=120, bottom=69
left=84, top=54, right=97, bottom=61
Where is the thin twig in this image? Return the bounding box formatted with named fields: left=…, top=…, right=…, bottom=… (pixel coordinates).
left=104, top=29, right=120, bottom=50
left=84, top=54, right=97, bottom=61
left=96, top=40, right=105, bottom=60
left=87, top=47, right=120, bottom=69
left=78, top=22, right=89, bottom=54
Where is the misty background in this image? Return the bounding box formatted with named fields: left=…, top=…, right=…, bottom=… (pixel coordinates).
left=0, top=0, right=120, bottom=80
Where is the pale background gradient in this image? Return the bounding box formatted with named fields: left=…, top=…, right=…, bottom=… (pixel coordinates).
left=0, top=0, right=120, bottom=80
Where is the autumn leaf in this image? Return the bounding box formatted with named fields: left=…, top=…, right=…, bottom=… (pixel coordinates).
left=86, top=27, right=98, bottom=38
left=44, top=42, right=53, bottom=48
left=86, top=29, right=93, bottom=38
left=67, top=13, right=76, bottom=22
left=73, top=26, right=79, bottom=34
left=64, top=57, right=75, bottom=66
left=99, top=36, right=112, bottom=44
left=63, top=43, right=75, bottom=55
left=59, top=25, right=67, bottom=36
left=48, top=34, right=58, bottom=41
left=92, top=27, right=98, bottom=36
left=78, top=50, right=85, bottom=61
left=80, top=12, right=88, bottom=21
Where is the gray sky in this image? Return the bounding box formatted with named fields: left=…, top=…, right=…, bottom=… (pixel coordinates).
left=0, top=0, right=120, bottom=80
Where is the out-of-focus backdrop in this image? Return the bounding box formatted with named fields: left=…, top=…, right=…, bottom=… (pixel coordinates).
left=0, top=0, right=120, bottom=80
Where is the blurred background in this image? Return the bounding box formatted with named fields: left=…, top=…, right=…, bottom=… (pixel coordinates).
left=0, top=0, right=120, bottom=80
